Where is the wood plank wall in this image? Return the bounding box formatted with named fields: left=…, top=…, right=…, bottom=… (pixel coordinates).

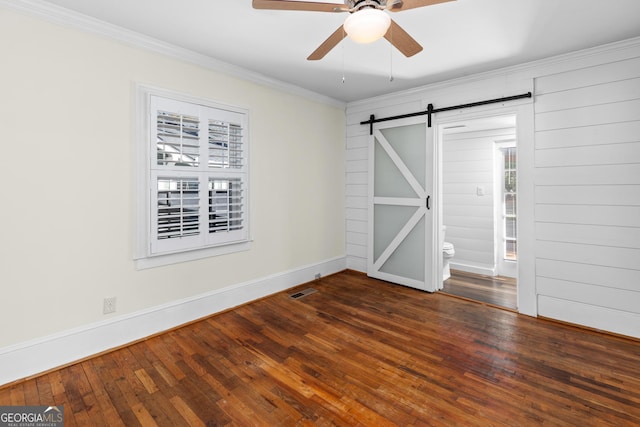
left=443, top=128, right=516, bottom=275
left=345, top=122, right=370, bottom=273
left=344, top=39, right=640, bottom=337
left=533, top=56, right=640, bottom=336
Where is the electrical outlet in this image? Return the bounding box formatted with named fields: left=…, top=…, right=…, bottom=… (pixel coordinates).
left=103, top=297, right=116, bottom=314
left=315, top=273, right=321, bottom=280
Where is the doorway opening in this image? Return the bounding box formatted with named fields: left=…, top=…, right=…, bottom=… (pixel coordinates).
left=438, top=114, right=518, bottom=310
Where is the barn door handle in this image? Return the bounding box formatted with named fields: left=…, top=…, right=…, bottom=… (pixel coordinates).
left=426, top=196, right=431, bottom=210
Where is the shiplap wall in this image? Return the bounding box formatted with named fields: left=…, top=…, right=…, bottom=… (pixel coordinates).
left=443, top=128, right=515, bottom=275
left=345, top=126, right=370, bottom=272
left=533, top=56, right=640, bottom=337
left=345, top=37, right=640, bottom=337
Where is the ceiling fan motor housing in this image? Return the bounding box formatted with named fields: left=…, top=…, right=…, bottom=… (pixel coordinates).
left=347, top=0, right=387, bottom=12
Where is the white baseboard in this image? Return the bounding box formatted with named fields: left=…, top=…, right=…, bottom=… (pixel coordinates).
left=0, top=256, right=346, bottom=386
left=450, top=262, right=496, bottom=277
left=538, top=295, right=640, bottom=339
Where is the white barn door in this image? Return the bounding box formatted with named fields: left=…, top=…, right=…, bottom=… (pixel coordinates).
left=368, top=117, right=435, bottom=291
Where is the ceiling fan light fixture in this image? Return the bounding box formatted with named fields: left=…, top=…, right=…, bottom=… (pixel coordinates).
left=343, top=8, right=391, bottom=44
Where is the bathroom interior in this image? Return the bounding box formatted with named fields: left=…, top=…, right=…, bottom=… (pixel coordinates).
left=440, top=114, right=518, bottom=310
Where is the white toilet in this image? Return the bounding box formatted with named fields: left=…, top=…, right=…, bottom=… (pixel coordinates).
left=442, top=226, right=455, bottom=281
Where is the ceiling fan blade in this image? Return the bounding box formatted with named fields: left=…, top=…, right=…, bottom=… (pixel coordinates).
left=391, top=0, right=455, bottom=12
left=307, top=26, right=347, bottom=60
left=384, top=19, right=423, bottom=57
left=252, top=0, right=348, bottom=12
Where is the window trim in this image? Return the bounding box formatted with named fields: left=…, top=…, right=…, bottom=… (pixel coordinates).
left=134, top=84, right=251, bottom=269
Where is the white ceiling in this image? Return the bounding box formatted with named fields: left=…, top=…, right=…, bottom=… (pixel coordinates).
left=37, top=0, right=640, bottom=103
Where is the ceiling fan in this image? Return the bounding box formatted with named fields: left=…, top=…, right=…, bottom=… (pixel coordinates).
left=252, top=0, right=455, bottom=60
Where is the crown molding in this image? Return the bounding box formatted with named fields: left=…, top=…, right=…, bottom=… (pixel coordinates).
left=0, top=0, right=346, bottom=109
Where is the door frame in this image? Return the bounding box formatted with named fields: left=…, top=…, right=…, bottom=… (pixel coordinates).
left=433, top=103, right=536, bottom=316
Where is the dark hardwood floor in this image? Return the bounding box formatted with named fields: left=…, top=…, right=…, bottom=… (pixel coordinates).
left=443, top=269, right=517, bottom=310
left=2, top=270, right=639, bottom=426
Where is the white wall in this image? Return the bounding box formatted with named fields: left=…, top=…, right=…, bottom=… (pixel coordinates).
left=0, top=6, right=346, bottom=384
left=442, top=128, right=516, bottom=275
left=533, top=56, right=640, bottom=337
left=345, top=37, right=640, bottom=338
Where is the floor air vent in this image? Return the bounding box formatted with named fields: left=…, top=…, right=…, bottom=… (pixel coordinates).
left=289, top=288, right=318, bottom=300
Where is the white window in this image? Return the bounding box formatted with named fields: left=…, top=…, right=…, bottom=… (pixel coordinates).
left=501, top=146, right=517, bottom=261
left=135, top=86, right=250, bottom=268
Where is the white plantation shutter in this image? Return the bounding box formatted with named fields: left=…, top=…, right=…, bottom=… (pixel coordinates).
left=209, top=177, right=244, bottom=233
left=157, top=111, right=200, bottom=167
left=151, top=173, right=202, bottom=254
left=157, top=176, right=200, bottom=239
left=208, top=120, right=244, bottom=169
left=148, top=95, right=249, bottom=256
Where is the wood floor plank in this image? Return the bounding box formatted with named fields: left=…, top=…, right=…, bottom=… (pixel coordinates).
left=169, top=395, right=206, bottom=427
left=9, top=384, right=25, bottom=405
left=80, top=360, right=126, bottom=427
left=0, top=388, right=10, bottom=407
left=127, top=342, right=179, bottom=390
left=131, top=402, right=159, bottom=427
left=199, top=372, right=263, bottom=425
left=35, top=376, right=54, bottom=406
left=21, top=376, right=41, bottom=405
left=48, top=370, right=66, bottom=403
left=1, top=270, right=639, bottom=425
left=145, top=335, right=187, bottom=384
left=59, top=365, right=86, bottom=414
left=443, top=269, right=517, bottom=309
left=94, top=355, right=143, bottom=426
left=133, top=368, right=159, bottom=395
